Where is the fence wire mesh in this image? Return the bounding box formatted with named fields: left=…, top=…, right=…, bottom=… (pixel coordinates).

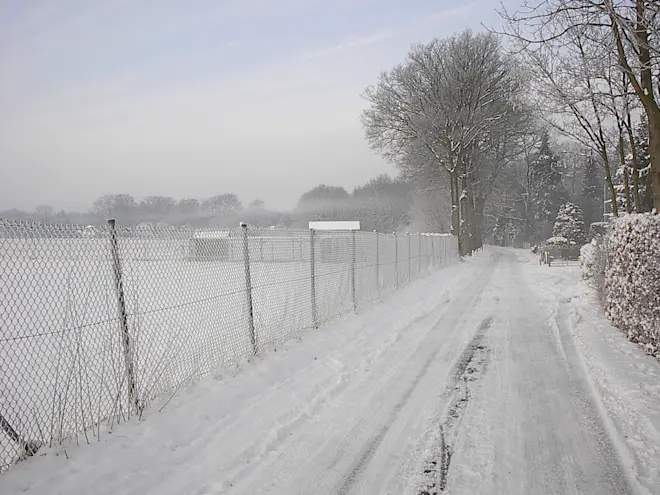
left=0, top=219, right=459, bottom=470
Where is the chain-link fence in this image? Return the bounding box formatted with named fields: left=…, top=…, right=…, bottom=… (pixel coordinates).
left=0, top=218, right=459, bottom=471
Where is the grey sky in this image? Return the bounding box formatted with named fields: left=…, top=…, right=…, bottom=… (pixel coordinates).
left=0, top=0, right=510, bottom=212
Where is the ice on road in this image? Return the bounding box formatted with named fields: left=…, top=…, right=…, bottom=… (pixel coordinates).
left=2, top=248, right=659, bottom=494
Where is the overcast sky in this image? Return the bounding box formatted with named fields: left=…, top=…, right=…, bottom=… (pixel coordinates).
left=0, top=0, right=511, bottom=212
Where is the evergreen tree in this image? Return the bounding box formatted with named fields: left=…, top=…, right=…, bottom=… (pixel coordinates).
left=553, top=202, right=587, bottom=245
left=580, top=155, right=602, bottom=227
left=529, top=132, right=566, bottom=242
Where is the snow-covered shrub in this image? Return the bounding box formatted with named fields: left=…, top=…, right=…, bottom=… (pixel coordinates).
left=580, top=237, right=608, bottom=298
left=553, top=202, right=587, bottom=245
left=579, top=240, right=596, bottom=279
left=604, top=213, right=660, bottom=356
left=546, top=236, right=568, bottom=245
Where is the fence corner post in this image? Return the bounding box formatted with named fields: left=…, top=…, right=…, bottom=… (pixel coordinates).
left=310, top=229, right=318, bottom=329
left=107, top=218, right=139, bottom=414
left=241, top=222, right=257, bottom=355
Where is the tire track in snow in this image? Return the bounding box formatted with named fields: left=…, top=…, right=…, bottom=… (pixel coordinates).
left=336, top=338, right=443, bottom=495
left=332, top=262, right=498, bottom=495
left=417, top=315, right=493, bottom=495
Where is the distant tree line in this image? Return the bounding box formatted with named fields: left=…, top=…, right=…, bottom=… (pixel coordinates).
left=1, top=174, right=442, bottom=233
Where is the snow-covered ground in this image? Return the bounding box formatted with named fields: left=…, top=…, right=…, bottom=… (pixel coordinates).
left=2, top=233, right=454, bottom=468
left=1, top=247, right=658, bottom=494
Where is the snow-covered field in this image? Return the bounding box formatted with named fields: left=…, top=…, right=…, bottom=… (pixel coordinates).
left=1, top=247, right=658, bottom=494
left=0, top=234, right=455, bottom=470
left=0, top=246, right=655, bottom=493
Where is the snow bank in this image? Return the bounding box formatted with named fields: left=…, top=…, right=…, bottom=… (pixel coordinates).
left=604, top=213, right=660, bottom=356
left=524, top=255, right=660, bottom=493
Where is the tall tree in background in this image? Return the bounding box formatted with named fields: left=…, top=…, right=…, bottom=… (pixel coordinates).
left=139, top=196, right=177, bottom=222
left=529, top=132, right=566, bottom=242
left=362, top=30, right=527, bottom=254
left=249, top=199, right=266, bottom=210
left=92, top=194, right=138, bottom=223
left=352, top=175, right=412, bottom=232
left=499, top=0, right=660, bottom=211
left=633, top=118, right=653, bottom=211
left=203, top=194, right=242, bottom=215
left=580, top=155, right=603, bottom=227
left=296, top=185, right=351, bottom=221
left=553, top=202, right=587, bottom=245
left=176, top=198, right=201, bottom=217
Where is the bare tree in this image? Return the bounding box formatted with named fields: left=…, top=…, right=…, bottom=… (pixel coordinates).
left=362, top=30, right=526, bottom=253
left=499, top=0, right=660, bottom=210
left=92, top=194, right=137, bottom=223
left=34, top=205, right=54, bottom=222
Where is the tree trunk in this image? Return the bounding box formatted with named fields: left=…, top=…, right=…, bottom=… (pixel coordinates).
left=611, top=2, right=659, bottom=210
left=602, top=151, right=618, bottom=218
left=459, top=180, right=470, bottom=256
left=623, top=167, right=632, bottom=214
left=466, top=185, right=478, bottom=254
left=474, top=195, right=486, bottom=249
left=625, top=113, right=643, bottom=212
left=648, top=116, right=660, bottom=211
left=643, top=168, right=654, bottom=212
left=618, top=133, right=632, bottom=214
left=449, top=170, right=463, bottom=253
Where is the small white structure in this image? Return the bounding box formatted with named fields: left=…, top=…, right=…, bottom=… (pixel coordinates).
left=193, top=229, right=231, bottom=239
left=308, top=221, right=360, bottom=231
left=188, top=229, right=234, bottom=261
left=308, top=221, right=360, bottom=263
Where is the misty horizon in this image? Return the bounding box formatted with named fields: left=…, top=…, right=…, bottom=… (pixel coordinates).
left=0, top=0, right=504, bottom=213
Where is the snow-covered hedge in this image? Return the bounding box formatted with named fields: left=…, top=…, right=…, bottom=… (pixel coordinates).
left=603, top=213, right=660, bottom=356
left=580, top=237, right=608, bottom=301
left=579, top=241, right=597, bottom=279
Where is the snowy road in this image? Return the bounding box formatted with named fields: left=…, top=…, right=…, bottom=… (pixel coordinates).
left=2, top=248, right=659, bottom=494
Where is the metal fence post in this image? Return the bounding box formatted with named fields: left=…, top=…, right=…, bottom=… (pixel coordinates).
left=431, top=235, right=435, bottom=268
left=351, top=230, right=357, bottom=312
left=241, top=223, right=257, bottom=354
left=392, top=232, right=399, bottom=289
left=107, top=219, right=139, bottom=414
left=418, top=234, right=422, bottom=275
left=310, top=229, right=318, bottom=328
left=375, top=231, right=380, bottom=296
left=407, top=233, right=411, bottom=283
left=0, top=412, right=40, bottom=458
left=394, top=232, right=399, bottom=289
